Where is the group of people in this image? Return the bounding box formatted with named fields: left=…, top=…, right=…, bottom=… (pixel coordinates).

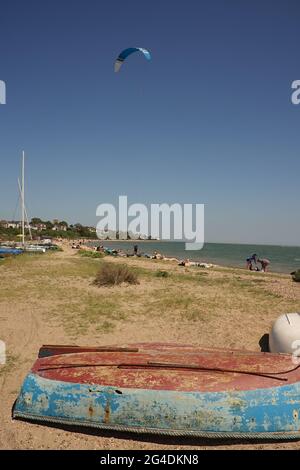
left=75, top=242, right=270, bottom=273
left=246, top=254, right=270, bottom=272
left=93, top=244, right=213, bottom=267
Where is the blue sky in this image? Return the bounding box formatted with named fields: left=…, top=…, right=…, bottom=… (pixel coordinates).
left=0, top=0, right=299, bottom=245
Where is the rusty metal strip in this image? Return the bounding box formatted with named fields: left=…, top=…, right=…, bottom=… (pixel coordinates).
left=143, top=362, right=288, bottom=381
left=146, top=360, right=300, bottom=376
left=41, top=345, right=139, bottom=352
left=37, top=361, right=289, bottom=380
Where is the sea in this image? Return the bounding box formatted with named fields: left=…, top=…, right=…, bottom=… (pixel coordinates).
left=91, top=241, right=300, bottom=274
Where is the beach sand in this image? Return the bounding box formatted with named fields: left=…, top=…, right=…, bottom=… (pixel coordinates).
left=1, top=242, right=300, bottom=450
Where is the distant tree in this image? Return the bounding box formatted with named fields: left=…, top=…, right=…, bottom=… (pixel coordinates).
left=45, top=221, right=54, bottom=229
left=60, top=221, right=68, bottom=227
left=31, top=217, right=43, bottom=225
left=73, top=223, right=91, bottom=237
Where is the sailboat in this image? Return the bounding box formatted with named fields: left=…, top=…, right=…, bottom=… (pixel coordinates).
left=16, top=151, right=45, bottom=253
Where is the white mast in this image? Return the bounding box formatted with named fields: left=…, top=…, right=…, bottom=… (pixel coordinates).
left=22, top=151, right=25, bottom=247
left=18, top=178, right=32, bottom=241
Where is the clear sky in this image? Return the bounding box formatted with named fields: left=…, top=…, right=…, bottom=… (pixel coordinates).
left=0, top=0, right=299, bottom=245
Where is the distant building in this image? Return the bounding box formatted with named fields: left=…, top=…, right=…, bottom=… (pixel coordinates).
left=52, top=223, right=68, bottom=231
left=1, top=216, right=95, bottom=236
left=3, top=221, right=21, bottom=229
left=35, top=223, right=47, bottom=231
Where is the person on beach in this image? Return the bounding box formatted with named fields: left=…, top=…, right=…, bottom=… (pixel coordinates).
left=257, top=258, right=270, bottom=272
left=133, top=244, right=138, bottom=256
left=152, top=250, right=163, bottom=260
left=162, top=256, right=179, bottom=262
left=246, top=254, right=258, bottom=270
left=178, top=259, right=192, bottom=267
left=246, top=257, right=253, bottom=270
left=117, top=249, right=126, bottom=257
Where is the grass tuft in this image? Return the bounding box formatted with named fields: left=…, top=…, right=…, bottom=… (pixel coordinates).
left=78, top=249, right=105, bottom=259
left=155, top=270, right=169, bottom=278
left=94, top=262, right=139, bottom=287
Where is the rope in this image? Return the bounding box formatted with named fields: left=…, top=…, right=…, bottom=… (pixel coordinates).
left=12, top=410, right=300, bottom=441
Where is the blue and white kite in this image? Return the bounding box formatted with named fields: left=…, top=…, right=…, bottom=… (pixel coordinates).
left=114, top=47, right=151, bottom=73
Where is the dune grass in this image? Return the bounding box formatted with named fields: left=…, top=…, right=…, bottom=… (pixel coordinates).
left=94, top=262, right=139, bottom=287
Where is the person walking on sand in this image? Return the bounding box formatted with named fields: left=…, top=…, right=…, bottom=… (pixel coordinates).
left=257, top=258, right=270, bottom=272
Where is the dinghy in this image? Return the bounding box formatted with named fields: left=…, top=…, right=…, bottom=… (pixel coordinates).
left=22, top=245, right=46, bottom=253
left=13, top=343, right=300, bottom=440
left=0, top=247, right=23, bottom=256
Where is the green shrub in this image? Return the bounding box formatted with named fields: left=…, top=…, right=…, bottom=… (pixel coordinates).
left=79, top=249, right=105, bottom=259
left=94, top=263, right=139, bottom=286
left=155, top=270, right=169, bottom=278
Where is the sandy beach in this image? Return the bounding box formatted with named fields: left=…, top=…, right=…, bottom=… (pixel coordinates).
left=1, top=243, right=300, bottom=450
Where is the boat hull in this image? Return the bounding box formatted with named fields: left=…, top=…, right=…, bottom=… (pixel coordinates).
left=13, top=370, right=300, bottom=439
left=0, top=248, right=22, bottom=256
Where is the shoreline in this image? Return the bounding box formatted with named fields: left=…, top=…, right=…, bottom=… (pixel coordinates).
left=1, top=237, right=298, bottom=274
left=81, top=240, right=298, bottom=275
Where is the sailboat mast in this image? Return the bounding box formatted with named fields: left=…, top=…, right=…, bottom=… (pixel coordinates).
left=18, top=178, right=32, bottom=241
left=22, top=151, right=25, bottom=247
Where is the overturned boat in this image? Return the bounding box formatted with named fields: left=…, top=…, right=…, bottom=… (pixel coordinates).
left=13, top=343, right=300, bottom=440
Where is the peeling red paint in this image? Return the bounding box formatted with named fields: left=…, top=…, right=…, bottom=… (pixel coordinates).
left=30, top=343, right=300, bottom=393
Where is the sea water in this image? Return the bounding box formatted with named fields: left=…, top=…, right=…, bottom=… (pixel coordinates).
left=91, top=241, right=300, bottom=274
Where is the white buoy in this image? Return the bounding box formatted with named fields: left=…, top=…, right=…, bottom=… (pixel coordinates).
left=269, top=313, right=300, bottom=355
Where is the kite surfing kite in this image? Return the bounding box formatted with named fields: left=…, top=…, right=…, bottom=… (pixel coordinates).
left=114, top=47, right=151, bottom=72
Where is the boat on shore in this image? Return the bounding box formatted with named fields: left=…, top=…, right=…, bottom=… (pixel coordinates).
left=0, top=247, right=23, bottom=256
left=20, top=245, right=46, bottom=253
left=13, top=343, right=300, bottom=440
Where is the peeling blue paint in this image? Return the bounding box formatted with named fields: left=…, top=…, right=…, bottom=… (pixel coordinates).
left=12, top=373, right=300, bottom=437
